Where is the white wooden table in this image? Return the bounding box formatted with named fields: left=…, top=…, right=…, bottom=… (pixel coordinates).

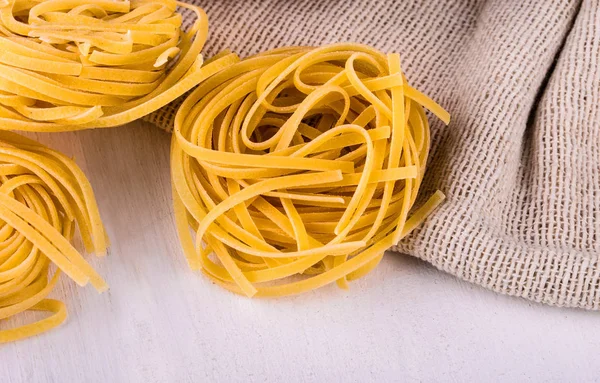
left=1, top=122, right=598, bottom=382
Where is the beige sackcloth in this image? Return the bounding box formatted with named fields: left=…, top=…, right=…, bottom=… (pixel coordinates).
left=145, top=0, right=600, bottom=309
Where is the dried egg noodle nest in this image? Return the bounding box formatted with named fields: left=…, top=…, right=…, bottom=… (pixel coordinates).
left=172, top=44, right=451, bottom=297
left=0, top=131, right=106, bottom=343
left=0, top=0, right=236, bottom=131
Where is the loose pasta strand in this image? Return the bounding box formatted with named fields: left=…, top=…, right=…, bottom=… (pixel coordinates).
left=172, top=43, right=450, bottom=297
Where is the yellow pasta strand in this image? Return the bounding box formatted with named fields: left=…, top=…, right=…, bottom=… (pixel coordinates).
left=0, top=0, right=217, bottom=131
left=0, top=131, right=107, bottom=343
left=172, top=43, right=450, bottom=297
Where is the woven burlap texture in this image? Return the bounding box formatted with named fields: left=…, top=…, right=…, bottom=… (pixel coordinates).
left=145, top=0, right=600, bottom=309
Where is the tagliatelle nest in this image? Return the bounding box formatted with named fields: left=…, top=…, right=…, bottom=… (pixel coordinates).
left=171, top=44, right=450, bottom=297
left=0, top=0, right=222, bottom=131
left=0, top=131, right=107, bottom=343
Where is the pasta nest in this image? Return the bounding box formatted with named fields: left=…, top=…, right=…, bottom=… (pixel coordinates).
left=171, top=44, right=450, bottom=297
left=0, top=0, right=216, bottom=131
left=0, top=131, right=106, bottom=343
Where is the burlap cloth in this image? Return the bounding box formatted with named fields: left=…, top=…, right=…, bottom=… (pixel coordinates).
left=145, top=0, right=600, bottom=309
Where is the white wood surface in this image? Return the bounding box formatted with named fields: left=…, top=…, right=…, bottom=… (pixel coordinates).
left=1, top=122, right=599, bottom=383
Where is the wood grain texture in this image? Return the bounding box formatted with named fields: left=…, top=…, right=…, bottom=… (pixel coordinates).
left=0, top=122, right=598, bottom=382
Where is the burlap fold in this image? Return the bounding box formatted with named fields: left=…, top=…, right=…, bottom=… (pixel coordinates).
left=146, top=0, right=599, bottom=309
